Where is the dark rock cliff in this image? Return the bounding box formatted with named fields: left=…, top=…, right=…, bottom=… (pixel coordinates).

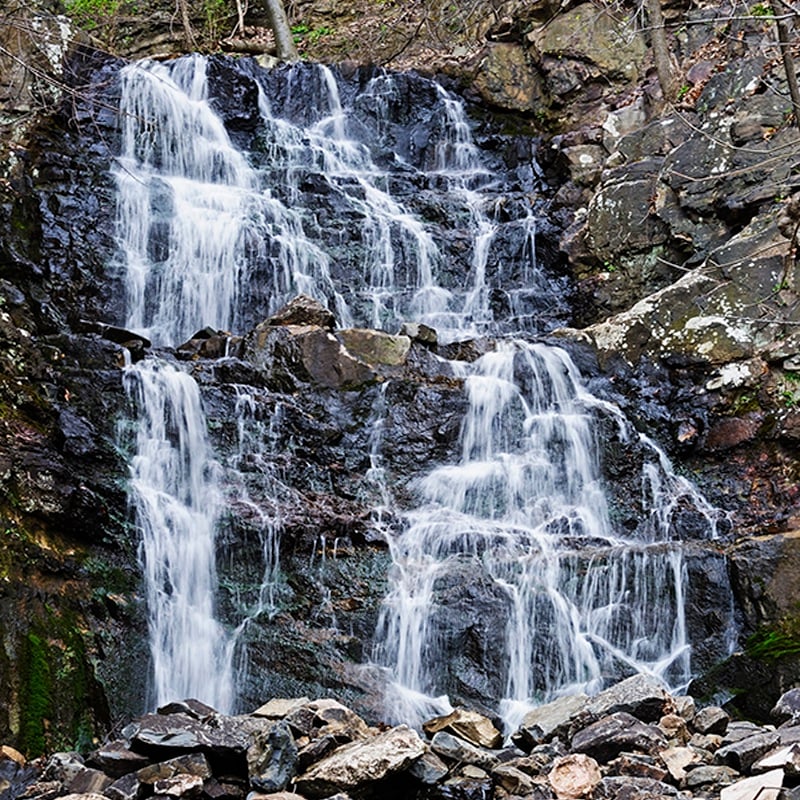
left=1, top=0, right=800, bottom=754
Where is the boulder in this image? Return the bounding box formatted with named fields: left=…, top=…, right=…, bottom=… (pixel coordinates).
left=473, top=43, right=546, bottom=114
left=429, top=731, right=499, bottom=770
left=293, top=725, right=424, bottom=798
left=65, top=768, right=112, bottom=794
left=527, top=4, right=646, bottom=83
left=586, top=675, right=669, bottom=723
left=658, top=746, right=700, bottom=781
left=152, top=773, right=205, bottom=797
left=252, top=699, right=311, bottom=720
left=571, top=713, right=666, bottom=763
left=136, top=753, right=213, bottom=784
left=408, top=750, right=449, bottom=784
left=548, top=753, right=601, bottom=798
left=240, top=324, right=377, bottom=390
left=304, top=698, right=371, bottom=741
left=246, top=720, right=297, bottom=793
left=720, top=768, right=783, bottom=800
left=692, top=706, right=730, bottom=735
left=336, top=329, right=411, bottom=368
left=492, top=763, right=538, bottom=795
left=124, top=713, right=249, bottom=761
left=423, top=709, right=503, bottom=749
left=716, top=731, right=781, bottom=773
left=87, top=741, right=151, bottom=778
left=684, top=764, right=740, bottom=788
left=753, top=743, right=800, bottom=773
left=513, top=694, right=589, bottom=750
left=266, top=295, right=336, bottom=330
left=104, top=772, right=142, bottom=800
left=772, top=688, right=800, bottom=726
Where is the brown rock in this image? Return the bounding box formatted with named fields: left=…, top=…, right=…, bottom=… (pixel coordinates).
left=473, top=43, right=545, bottom=113
left=294, top=725, right=424, bottom=798
left=423, top=709, right=503, bottom=749
left=267, top=295, right=336, bottom=330
left=548, top=753, right=601, bottom=799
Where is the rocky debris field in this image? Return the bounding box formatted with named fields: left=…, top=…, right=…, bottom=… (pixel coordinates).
left=4, top=676, right=800, bottom=800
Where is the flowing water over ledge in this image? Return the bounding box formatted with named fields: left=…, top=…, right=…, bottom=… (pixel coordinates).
left=112, top=54, right=735, bottom=723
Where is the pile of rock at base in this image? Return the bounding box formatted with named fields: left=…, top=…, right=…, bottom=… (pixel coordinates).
left=4, top=678, right=800, bottom=800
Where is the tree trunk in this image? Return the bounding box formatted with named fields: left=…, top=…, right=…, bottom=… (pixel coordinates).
left=644, top=0, right=676, bottom=102
left=176, top=0, right=196, bottom=50
left=264, top=0, right=299, bottom=61
left=772, top=2, right=800, bottom=128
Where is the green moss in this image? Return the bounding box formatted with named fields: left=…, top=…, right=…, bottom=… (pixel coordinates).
left=19, top=632, right=52, bottom=757
left=745, top=619, right=800, bottom=661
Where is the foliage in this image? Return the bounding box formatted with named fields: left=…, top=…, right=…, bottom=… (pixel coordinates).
left=62, top=0, right=121, bottom=31
left=203, top=0, right=229, bottom=42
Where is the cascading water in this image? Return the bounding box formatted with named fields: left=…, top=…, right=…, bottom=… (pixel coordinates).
left=372, top=341, right=722, bottom=728
left=111, top=53, right=732, bottom=719
left=122, top=359, right=234, bottom=711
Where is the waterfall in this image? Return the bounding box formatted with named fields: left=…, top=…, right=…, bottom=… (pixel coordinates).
left=111, top=54, right=731, bottom=719
left=123, top=359, right=234, bottom=711
left=372, top=341, right=720, bottom=727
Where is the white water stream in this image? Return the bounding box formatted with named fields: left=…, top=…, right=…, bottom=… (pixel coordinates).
left=113, top=55, right=729, bottom=719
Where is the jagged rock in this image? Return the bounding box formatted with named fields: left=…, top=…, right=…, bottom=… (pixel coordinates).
left=43, top=754, right=86, bottom=786
left=606, top=753, right=667, bottom=782
left=684, top=764, right=740, bottom=788
left=527, top=4, right=646, bottom=82
left=595, top=776, right=680, bottom=798
left=716, top=731, right=781, bottom=773
left=246, top=720, right=297, bottom=793
left=491, top=763, right=537, bottom=795
left=659, top=746, right=700, bottom=781
left=472, top=43, right=545, bottom=113
left=720, top=768, right=783, bottom=800
left=692, top=706, right=730, bottom=735
left=398, top=322, right=437, bottom=347
left=657, top=714, right=688, bottom=743
left=240, top=324, right=377, bottom=390
left=297, top=735, right=338, bottom=771
left=136, top=753, right=213, bottom=784
left=87, top=741, right=150, bottom=778
left=104, top=772, right=142, bottom=800
left=336, top=329, right=411, bottom=368
left=266, top=296, right=336, bottom=330
left=408, top=750, right=449, bottom=784
left=513, top=694, right=589, bottom=750
left=252, top=699, right=310, bottom=720
left=585, top=675, right=669, bottom=723
left=571, top=713, right=666, bottom=763
left=153, top=773, right=205, bottom=796
left=125, top=714, right=249, bottom=760
left=423, top=709, right=503, bottom=749
left=293, top=725, right=424, bottom=798
left=65, top=768, right=112, bottom=794
left=429, top=731, right=499, bottom=770
left=753, top=743, right=800, bottom=774
left=304, top=699, right=371, bottom=742
left=157, top=700, right=217, bottom=720
left=772, top=689, right=800, bottom=726
left=688, top=732, right=723, bottom=752
left=548, top=754, right=601, bottom=798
